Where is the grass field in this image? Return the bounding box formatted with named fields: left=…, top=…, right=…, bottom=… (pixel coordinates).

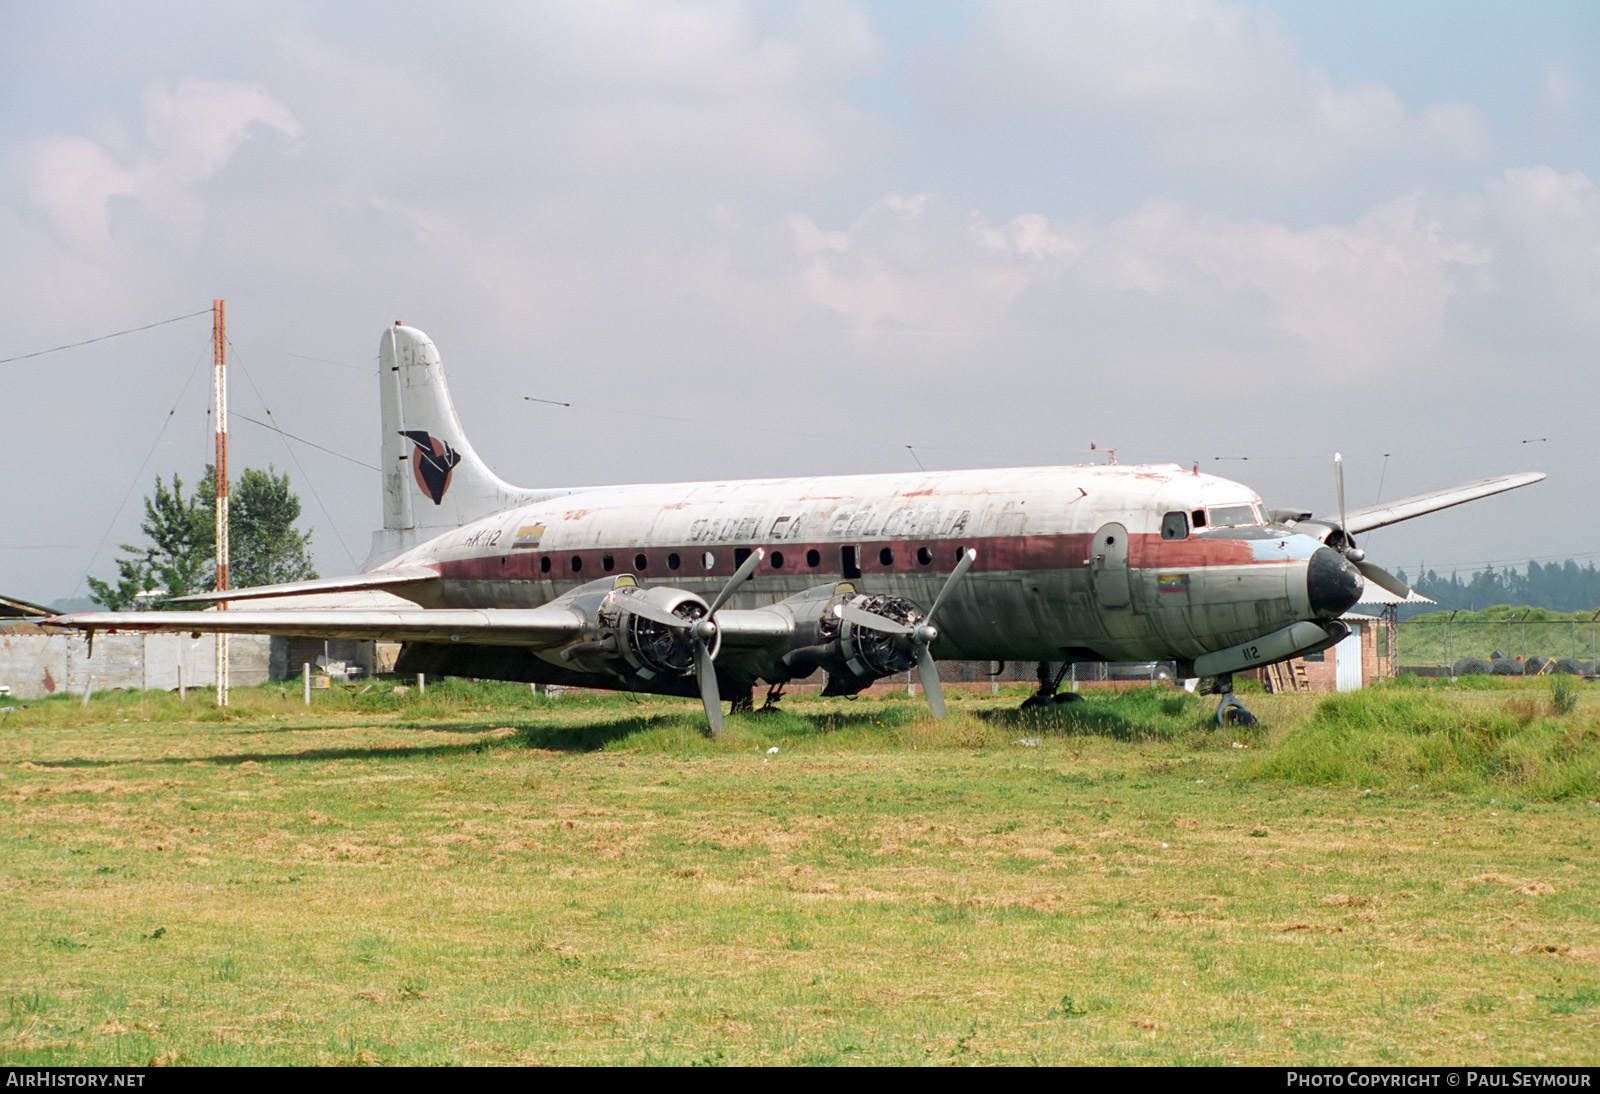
left=2, top=679, right=1597, bottom=1066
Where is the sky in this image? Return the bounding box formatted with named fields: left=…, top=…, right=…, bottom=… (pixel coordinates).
left=3, top=1, right=1597, bottom=606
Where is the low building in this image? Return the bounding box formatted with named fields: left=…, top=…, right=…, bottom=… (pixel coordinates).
left=0, top=625, right=273, bottom=699
left=1242, top=579, right=1436, bottom=693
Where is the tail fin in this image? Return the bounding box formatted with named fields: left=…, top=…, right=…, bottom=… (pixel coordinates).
left=366, top=324, right=551, bottom=565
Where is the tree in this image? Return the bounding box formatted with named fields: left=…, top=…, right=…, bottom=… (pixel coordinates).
left=87, top=473, right=211, bottom=610
left=88, top=466, right=317, bottom=609
left=215, top=467, right=319, bottom=589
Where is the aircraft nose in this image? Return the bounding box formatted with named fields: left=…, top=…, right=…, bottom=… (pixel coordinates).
left=1307, top=545, right=1362, bottom=618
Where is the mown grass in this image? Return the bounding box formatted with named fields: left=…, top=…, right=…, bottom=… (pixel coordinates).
left=1, top=679, right=1596, bottom=1065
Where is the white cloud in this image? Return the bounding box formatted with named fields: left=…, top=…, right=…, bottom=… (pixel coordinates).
left=1088, top=195, right=1492, bottom=371
left=401, top=0, right=888, bottom=193
left=703, top=188, right=1505, bottom=376
left=526, top=0, right=878, bottom=97
left=2, top=3, right=1592, bottom=602
left=24, top=79, right=300, bottom=251
left=927, top=0, right=1489, bottom=180
left=1540, top=63, right=1582, bottom=122
left=1479, top=166, right=1600, bottom=335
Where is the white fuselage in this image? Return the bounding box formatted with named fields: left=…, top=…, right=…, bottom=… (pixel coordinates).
left=383, top=462, right=1332, bottom=664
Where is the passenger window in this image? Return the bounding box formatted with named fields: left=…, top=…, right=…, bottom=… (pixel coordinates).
left=1161, top=512, right=1189, bottom=541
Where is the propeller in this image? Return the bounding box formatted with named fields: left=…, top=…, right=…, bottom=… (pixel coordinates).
left=693, top=548, right=767, bottom=734
left=1332, top=453, right=1411, bottom=599
left=615, top=548, right=766, bottom=734
left=841, top=548, right=977, bottom=718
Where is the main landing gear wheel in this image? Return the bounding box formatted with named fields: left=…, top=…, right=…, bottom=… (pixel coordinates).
left=756, top=684, right=786, bottom=713
left=1020, top=661, right=1080, bottom=710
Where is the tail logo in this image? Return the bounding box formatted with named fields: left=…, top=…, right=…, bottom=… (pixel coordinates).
left=400, top=430, right=462, bottom=505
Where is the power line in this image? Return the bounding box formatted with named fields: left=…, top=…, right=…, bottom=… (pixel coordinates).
left=76, top=344, right=212, bottom=598
left=1, top=309, right=211, bottom=367
left=280, top=350, right=372, bottom=373
left=234, top=413, right=380, bottom=472
left=229, top=340, right=363, bottom=571
left=1405, top=550, right=1600, bottom=575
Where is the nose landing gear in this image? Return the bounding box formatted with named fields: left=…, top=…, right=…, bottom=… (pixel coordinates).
left=1202, top=673, right=1258, bottom=728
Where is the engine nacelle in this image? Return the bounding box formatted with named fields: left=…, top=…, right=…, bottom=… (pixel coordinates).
left=537, top=577, right=712, bottom=684
left=747, top=583, right=924, bottom=697
left=1276, top=516, right=1353, bottom=554
left=825, top=592, right=920, bottom=693
left=536, top=576, right=930, bottom=700
left=605, top=586, right=715, bottom=679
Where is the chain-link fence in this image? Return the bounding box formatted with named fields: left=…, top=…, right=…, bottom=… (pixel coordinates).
left=1392, top=617, right=1600, bottom=676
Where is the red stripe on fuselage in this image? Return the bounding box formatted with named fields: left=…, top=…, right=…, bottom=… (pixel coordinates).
left=432, top=532, right=1270, bottom=585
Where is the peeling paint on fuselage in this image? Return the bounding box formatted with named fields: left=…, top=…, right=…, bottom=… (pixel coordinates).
left=385, top=463, right=1328, bottom=664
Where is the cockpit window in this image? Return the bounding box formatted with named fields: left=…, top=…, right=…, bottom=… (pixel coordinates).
left=1207, top=504, right=1261, bottom=528
left=1161, top=512, right=1189, bottom=540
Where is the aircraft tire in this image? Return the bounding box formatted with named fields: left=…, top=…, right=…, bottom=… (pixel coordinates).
left=1221, top=706, right=1258, bottom=727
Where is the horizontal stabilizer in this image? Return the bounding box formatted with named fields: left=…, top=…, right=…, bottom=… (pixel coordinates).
left=169, top=566, right=441, bottom=606
left=1323, top=472, right=1546, bottom=535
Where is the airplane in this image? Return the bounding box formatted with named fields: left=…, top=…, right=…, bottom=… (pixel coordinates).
left=51, top=323, right=1546, bottom=730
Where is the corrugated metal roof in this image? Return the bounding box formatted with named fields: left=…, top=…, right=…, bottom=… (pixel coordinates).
left=1355, top=579, right=1435, bottom=606
left=1, top=594, right=53, bottom=618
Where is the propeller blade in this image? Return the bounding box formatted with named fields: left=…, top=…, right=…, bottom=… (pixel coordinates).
left=684, top=548, right=766, bottom=735
left=615, top=594, right=692, bottom=629
left=1334, top=452, right=1348, bottom=537
left=911, top=548, right=976, bottom=719
left=916, top=646, right=946, bottom=719
left=706, top=548, right=765, bottom=616
left=1356, top=560, right=1412, bottom=600
left=837, top=603, right=914, bottom=634
left=924, top=548, right=976, bottom=627
left=694, top=637, right=723, bottom=736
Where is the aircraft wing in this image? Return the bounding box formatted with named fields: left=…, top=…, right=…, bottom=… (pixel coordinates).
left=1321, top=472, right=1546, bottom=535
left=168, top=565, right=441, bottom=605
left=47, top=606, right=583, bottom=648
